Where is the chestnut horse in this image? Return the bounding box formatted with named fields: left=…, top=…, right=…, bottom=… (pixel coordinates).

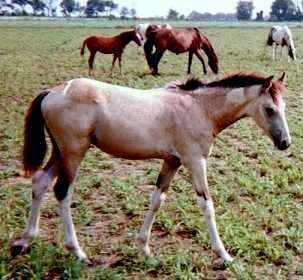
left=80, top=29, right=141, bottom=76
left=12, top=72, right=290, bottom=264
left=144, top=27, right=219, bottom=75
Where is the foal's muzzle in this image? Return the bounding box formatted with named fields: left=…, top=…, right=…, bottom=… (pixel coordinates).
left=276, top=138, right=291, bottom=151
left=271, top=128, right=291, bottom=151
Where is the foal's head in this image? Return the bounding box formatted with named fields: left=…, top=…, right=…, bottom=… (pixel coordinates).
left=132, top=29, right=142, bottom=46
left=248, top=72, right=291, bottom=150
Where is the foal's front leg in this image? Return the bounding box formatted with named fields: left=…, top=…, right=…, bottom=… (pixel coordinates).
left=139, top=158, right=180, bottom=255
left=187, top=157, right=233, bottom=262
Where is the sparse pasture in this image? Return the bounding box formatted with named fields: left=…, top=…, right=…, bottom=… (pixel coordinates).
left=0, top=19, right=303, bottom=279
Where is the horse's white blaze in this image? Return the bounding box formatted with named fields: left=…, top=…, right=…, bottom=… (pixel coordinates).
left=277, top=98, right=291, bottom=142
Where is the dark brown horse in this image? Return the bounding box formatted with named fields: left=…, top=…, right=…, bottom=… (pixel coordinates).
left=144, top=27, right=219, bottom=76
left=80, top=29, right=141, bottom=76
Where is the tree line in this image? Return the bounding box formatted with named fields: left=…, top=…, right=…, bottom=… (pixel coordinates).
left=0, top=0, right=133, bottom=17
left=236, top=0, right=303, bottom=21
left=1, top=0, right=303, bottom=21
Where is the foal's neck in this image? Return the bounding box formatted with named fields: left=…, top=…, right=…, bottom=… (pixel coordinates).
left=119, top=31, right=134, bottom=47
left=205, top=86, right=258, bottom=135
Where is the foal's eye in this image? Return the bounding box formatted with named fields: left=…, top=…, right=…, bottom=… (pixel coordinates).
left=265, top=107, right=275, bottom=117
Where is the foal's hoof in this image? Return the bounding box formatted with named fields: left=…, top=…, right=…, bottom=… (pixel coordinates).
left=10, top=242, right=29, bottom=258
left=213, top=257, right=233, bottom=271
left=142, top=245, right=151, bottom=257
left=81, top=257, right=95, bottom=267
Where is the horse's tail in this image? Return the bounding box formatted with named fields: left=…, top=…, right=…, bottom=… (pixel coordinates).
left=80, top=38, right=88, bottom=56
left=144, top=28, right=157, bottom=69
left=23, top=90, right=50, bottom=177
left=267, top=28, right=275, bottom=46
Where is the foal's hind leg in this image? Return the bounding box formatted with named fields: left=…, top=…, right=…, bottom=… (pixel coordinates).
left=11, top=152, right=59, bottom=257
left=54, top=143, right=90, bottom=262
left=111, top=54, right=118, bottom=72
left=138, top=157, right=180, bottom=256
left=88, top=50, right=96, bottom=77
left=118, top=55, right=122, bottom=74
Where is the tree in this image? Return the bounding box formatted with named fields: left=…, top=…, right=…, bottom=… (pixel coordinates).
left=255, top=10, right=264, bottom=21
left=30, top=0, right=46, bottom=15
left=236, top=1, right=254, bottom=20
left=11, top=0, right=29, bottom=14
left=270, top=0, right=296, bottom=21
left=60, top=0, right=75, bottom=16
left=120, top=6, right=128, bottom=18
left=104, top=0, right=117, bottom=16
left=85, top=0, right=105, bottom=17
left=129, top=7, right=136, bottom=18
left=45, top=0, right=56, bottom=16
left=167, top=8, right=178, bottom=19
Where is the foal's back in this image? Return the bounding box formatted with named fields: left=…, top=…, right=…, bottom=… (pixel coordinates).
left=84, top=35, right=122, bottom=54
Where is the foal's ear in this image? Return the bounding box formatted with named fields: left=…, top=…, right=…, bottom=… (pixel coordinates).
left=261, top=75, right=274, bottom=93
left=278, top=72, right=286, bottom=83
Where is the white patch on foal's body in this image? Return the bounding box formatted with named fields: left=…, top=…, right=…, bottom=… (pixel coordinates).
left=226, top=88, right=245, bottom=104
left=63, top=80, right=74, bottom=96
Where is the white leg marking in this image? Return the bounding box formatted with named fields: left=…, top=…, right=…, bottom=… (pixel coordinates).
left=139, top=189, right=166, bottom=256
left=197, top=197, right=233, bottom=262
left=13, top=167, right=58, bottom=253
left=21, top=168, right=56, bottom=239
left=60, top=194, right=88, bottom=261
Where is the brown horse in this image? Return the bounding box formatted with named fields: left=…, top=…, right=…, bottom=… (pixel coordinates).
left=144, top=27, right=219, bottom=75
left=80, top=29, right=141, bottom=76
left=12, top=72, right=290, bottom=264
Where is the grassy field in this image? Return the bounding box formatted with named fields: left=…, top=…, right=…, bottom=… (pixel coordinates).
left=0, top=19, right=303, bottom=279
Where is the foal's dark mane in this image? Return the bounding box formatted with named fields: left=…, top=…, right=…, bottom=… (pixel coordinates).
left=119, top=30, right=136, bottom=41
left=167, top=72, right=284, bottom=101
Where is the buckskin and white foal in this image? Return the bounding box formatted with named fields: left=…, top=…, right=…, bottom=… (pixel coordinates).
left=12, top=72, right=291, bottom=263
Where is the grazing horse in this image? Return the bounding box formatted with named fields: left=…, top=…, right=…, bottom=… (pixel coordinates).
left=12, top=72, right=290, bottom=264
left=80, top=29, right=141, bottom=76
left=135, top=22, right=172, bottom=44
left=267, top=25, right=296, bottom=61
left=144, top=27, right=219, bottom=75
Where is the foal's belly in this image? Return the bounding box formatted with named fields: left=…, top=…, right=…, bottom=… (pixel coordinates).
left=92, top=118, right=170, bottom=160
left=93, top=134, right=167, bottom=160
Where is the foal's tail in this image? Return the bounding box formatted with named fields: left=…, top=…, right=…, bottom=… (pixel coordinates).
left=23, top=90, right=50, bottom=177
left=80, top=38, right=88, bottom=56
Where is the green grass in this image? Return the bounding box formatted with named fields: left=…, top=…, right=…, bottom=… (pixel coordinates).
left=0, top=19, right=303, bottom=279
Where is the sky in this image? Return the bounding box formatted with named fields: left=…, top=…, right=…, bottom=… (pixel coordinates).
left=108, top=0, right=275, bottom=18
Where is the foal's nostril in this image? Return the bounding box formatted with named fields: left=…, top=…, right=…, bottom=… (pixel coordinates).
left=279, top=139, right=290, bottom=150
